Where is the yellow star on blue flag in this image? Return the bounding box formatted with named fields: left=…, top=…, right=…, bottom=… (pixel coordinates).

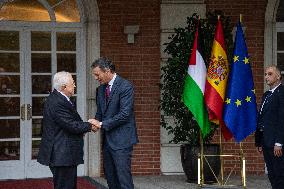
left=223, top=22, right=257, bottom=142
left=243, top=57, right=249, bottom=64
left=233, top=56, right=239, bottom=62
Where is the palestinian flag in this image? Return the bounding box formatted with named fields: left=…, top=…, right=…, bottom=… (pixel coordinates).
left=182, top=22, right=210, bottom=137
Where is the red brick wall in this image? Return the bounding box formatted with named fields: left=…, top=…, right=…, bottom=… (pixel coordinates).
left=97, top=0, right=161, bottom=175
left=206, top=0, right=268, bottom=175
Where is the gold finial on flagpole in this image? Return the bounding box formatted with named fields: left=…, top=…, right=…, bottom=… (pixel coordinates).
left=240, top=14, right=243, bottom=23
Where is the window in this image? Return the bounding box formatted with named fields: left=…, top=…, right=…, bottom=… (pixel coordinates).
left=276, top=0, right=284, bottom=74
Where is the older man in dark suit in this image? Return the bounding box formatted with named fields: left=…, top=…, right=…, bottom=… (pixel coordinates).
left=255, top=65, right=284, bottom=189
left=37, top=71, right=97, bottom=189
left=90, top=57, right=138, bottom=189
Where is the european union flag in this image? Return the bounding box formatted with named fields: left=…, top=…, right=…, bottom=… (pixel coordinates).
left=223, top=22, right=257, bottom=142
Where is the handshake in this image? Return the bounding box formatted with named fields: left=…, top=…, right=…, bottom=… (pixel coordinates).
left=88, top=119, right=101, bottom=133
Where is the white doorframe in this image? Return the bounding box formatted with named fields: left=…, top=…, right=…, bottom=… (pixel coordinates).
left=80, top=0, right=101, bottom=177
left=264, top=0, right=279, bottom=92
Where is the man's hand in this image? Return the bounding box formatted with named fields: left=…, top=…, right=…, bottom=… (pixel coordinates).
left=274, top=145, right=282, bottom=157
left=88, top=119, right=101, bottom=132
left=257, top=146, right=263, bottom=153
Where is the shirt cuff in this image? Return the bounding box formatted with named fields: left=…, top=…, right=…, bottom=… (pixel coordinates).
left=275, top=143, right=282, bottom=147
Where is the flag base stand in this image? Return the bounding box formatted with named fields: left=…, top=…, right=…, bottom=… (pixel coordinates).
left=197, top=133, right=246, bottom=189
left=197, top=154, right=246, bottom=189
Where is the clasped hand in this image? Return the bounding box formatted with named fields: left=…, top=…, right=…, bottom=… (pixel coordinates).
left=88, top=119, right=101, bottom=133
left=258, top=146, right=283, bottom=157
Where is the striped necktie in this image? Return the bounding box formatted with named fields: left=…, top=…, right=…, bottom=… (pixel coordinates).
left=260, top=91, right=272, bottom=114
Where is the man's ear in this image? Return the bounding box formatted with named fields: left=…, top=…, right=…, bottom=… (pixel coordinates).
left=60, top=85, right=66, bottom=91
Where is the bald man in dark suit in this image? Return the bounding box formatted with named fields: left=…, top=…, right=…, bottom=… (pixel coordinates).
left=255, top=65, right=284, bottom=189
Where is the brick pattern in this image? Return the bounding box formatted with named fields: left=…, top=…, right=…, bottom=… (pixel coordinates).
left=97, top=0, right=161, bottom=175
left=206, top=0, right=267, bottom=175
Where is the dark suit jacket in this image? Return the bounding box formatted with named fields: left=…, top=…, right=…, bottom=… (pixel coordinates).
left=37, top=89, right=91, bottom=166
left=255, top=84, right=284, bottom=147
left=95, top=75, right=138, bottom=150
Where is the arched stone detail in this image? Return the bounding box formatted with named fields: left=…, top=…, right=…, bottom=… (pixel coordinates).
left=38, top=0, right=56, bottom=21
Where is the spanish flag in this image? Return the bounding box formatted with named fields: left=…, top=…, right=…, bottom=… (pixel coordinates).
left=204, top=18, right=232, bottom=140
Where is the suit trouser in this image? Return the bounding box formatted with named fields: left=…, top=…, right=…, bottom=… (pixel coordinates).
left=49, top=165, right=77, bottom=189
left=263, top=146, right=284, bottom=189
left=103, top=143, right=134, bottom=189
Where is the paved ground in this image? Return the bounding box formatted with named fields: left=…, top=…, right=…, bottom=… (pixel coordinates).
left=91, top=174, right=271, bottom=189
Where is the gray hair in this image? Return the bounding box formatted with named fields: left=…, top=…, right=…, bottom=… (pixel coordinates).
left=53, top=71, right=72, bottom=91
left=91, top=57, right=115, bottom=73
left=267, top=65, right=282, bottom=80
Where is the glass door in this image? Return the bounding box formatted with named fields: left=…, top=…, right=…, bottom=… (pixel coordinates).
left=26, top=30, right=80, bottom=178
left=24, top=30, right=53, bottom=178
left=0, top=30, right=23, bottom=179
left=0, top=27, right=83, bottom=179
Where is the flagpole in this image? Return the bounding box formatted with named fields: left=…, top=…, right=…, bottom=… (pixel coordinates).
left=199, top=131, right=204, bottom=185
left=239, top=14, right=246, bottom=188
left=239, top=142, right=246, bottom=188
left=219, top=128, right=224, bottom=185
left=217, top=15, right=224, bottom=184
